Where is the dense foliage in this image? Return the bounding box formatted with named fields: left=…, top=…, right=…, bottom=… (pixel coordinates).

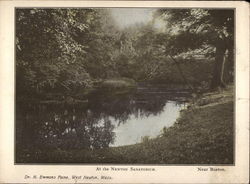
left=16, top=9, right=119, bottom=97
left=155, top=9, right=234, bottom=89
left=16, top=8, right=234, bottom=99
left=16, top=8, right=234, bottom=164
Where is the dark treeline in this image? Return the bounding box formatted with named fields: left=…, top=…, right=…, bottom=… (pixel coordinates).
left=16, top=8, right=234, bottom=99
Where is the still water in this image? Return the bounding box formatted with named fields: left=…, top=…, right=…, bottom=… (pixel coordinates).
left=110, top=101, right=183, bottom=146
left=16, top=86, right=189, bottom=151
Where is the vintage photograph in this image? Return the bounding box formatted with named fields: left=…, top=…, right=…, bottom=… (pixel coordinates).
left=15, top=8, right=234, bottom=164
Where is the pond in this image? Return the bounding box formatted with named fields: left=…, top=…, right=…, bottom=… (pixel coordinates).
left=16, top=85, right=190, bottom=153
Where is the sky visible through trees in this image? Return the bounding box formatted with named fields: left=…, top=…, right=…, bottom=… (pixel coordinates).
left=110, top=8, right=165, bottom=30
left=15, top=8, right=235, bottom=164
left=16, top=8, right=234, bottom=98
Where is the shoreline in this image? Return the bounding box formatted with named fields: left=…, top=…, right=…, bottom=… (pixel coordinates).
left=16, top=85, right=234, bottom=164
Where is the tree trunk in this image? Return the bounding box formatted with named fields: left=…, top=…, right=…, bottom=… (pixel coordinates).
left=210, top=39, right=227, bottom=89
left=227, top=44, right=234, bottom=82
left=169, top=55, right=194, bottom=92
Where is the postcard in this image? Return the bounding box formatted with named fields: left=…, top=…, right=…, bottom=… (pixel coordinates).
left=0, top=1, right=249, bottom=183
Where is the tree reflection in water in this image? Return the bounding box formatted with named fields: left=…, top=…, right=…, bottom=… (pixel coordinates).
left=16, top=87, right=189, bottom=153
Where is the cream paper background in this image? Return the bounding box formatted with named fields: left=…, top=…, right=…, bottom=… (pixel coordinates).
left=0, top=1, right=249, bottom=183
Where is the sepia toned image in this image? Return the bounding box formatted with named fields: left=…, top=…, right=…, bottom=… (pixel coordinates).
left=15, top=7, right=235, bottom=164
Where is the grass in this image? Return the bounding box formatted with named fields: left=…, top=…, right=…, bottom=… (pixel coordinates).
left=99, top=78, right=137, bottom=89
left=107, top=86, right=234, bottom=164
left=17, top=85, right=234, bottom=164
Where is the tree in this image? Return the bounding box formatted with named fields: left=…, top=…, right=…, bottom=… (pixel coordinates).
left=155, top=9, right=234, bottom=89
left=16, top=8, right=121, bottom=97
left=116, top=23, right=169, bottom=82
left=16, top=9, right=96, bottom=94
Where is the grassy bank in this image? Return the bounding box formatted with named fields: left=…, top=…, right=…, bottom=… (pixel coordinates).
left=17, top=86, right=234, bottom=164
left=97, top=78, right=137, bottom=89
left=17, top=78, right=137, bottom=104
left=107, top=86, right=234, bottom=164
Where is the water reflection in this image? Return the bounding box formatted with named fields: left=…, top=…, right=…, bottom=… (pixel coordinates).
left=110, top=101, right=184, bottom=146
left=16, top=87, right=189, bottom=152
